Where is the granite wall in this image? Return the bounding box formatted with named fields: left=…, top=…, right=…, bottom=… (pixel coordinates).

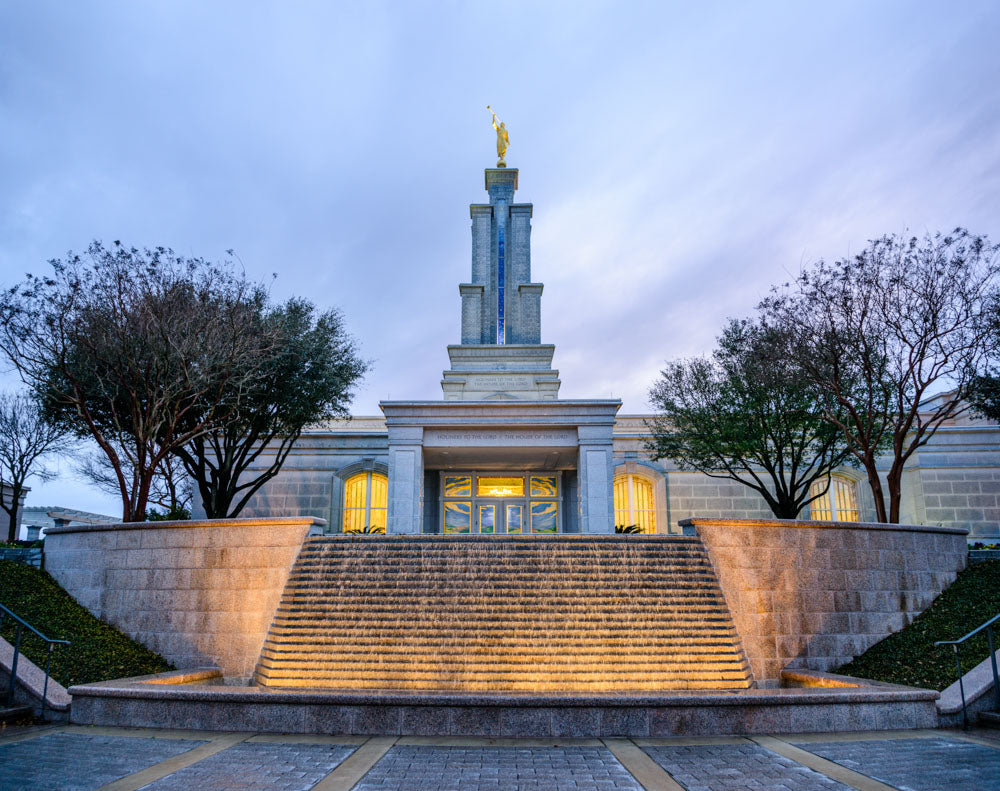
left=44, top=517, right=323, bottom=678
left=684, top=517, right=968, bottom=684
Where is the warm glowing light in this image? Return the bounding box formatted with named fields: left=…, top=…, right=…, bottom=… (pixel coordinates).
left=614, top=474, right=655, bottom=533
left=477, top=476, right=525, bottom=497
left=343, top=471, right=387, bottom=533
left=808, top=476, right=859, bottom=521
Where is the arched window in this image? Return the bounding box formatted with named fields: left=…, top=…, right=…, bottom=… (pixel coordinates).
left=613, top=474, right=656, bottom=534
left=343, top=472, right=388, bottom=533
left=808, top=476, right=859, bottom=522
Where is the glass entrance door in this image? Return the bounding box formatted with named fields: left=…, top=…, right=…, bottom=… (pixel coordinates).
left=477, top=501, right=524, bottom=534
left=441, top=472, right=560, bottom=534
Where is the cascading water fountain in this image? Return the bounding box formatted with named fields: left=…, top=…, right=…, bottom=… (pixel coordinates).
left=252, top=535, right=753, bottom=693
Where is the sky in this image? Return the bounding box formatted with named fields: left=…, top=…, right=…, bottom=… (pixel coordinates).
left=2, top=0, right=999, bottom=516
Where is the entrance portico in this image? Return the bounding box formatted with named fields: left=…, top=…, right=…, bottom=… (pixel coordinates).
left=382, top=400, right=620, bottom=534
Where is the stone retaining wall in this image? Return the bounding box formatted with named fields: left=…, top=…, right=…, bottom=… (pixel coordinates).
left=683, top=517, right=968, bottom=684
left=44, top=517, right=323, bottom=678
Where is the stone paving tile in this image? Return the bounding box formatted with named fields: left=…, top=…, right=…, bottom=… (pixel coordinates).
left=793, top=736, right=1000, bottom=791
left=352, top=745, right=644, bottom=791
left=0, top=732, right=207, bottom=791
left=643, top=743, right=853, bottom=791
left=138, top=741, right=356, bottom=791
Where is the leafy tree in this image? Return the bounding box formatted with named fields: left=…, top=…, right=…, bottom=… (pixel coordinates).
left=968, top=302, right=1000, bottom=423
left=170, top=298, right=368, bottom=518
left=0, top=391, right=72, bottom=541
left=762, top=229, right=1000, bottom=522
left=646, top=318, right=854, bottom=519
left=0, top=241, right=274, bottom=521
left=969, top=373, right=1000, bottom=423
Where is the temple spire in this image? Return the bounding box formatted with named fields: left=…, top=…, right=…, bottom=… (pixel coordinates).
left=441, top=167, right=560, bottom=401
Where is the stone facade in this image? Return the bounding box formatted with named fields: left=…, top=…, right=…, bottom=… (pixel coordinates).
left=686, top=517, right=968, bottom=684
left=222, top=411, right=1000, bottom=540
left=43, top=517, right=323, bottom=677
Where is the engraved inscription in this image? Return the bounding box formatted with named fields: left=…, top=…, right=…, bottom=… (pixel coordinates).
left=424, top=429, right=577, bottom=447
left=470, top=376, right=532, bottom=390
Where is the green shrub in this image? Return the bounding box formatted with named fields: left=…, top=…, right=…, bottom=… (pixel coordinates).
left=0, top=559, right=172, bottom=687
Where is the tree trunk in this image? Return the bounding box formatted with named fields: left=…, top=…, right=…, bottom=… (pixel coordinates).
left=123, top=471, right=153, bottom=522
left=861, top=456, right=888, bottom=523
left=886, top=463, right=905, bottom=524
left=772, top=499, right=801, bottom=519
left=4, top=483, right=22, bottom=542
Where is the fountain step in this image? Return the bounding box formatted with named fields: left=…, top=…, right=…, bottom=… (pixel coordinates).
left=286, top=574, right=721, bottom=585
left=293, top=555, right=716, bottom=565
left=250, top=677, right=754, bottom=692
left=288, top=563, right=719, bottom=573
left=278, top=591, right=729, bottom=604
left=268, top=625, right=738, bottom=638
left=255, top=536, right=753, bottom=692
left=258, top=646, right=749, bottom=661
left=266, top=622, right=741, bottom=635
left=258, top=628, right=737, bottom=654
left=256, top=663, right=750, bottom=677
left=271, top=611, right=734, bottom=623
left=254, top=670, right=753, bottom=686
left=273, top=602, right=733, bottom=615
left=282, top=580, right=724, bottom=591
left=261, top=637, right=743, bottom=651
left=260, top=637, right=743, bottom=650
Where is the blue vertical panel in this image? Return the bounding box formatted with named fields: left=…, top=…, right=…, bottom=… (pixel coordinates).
left=497, top=227, right=505, bottom=344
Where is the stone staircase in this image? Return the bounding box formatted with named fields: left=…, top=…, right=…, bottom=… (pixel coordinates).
left=253, top=535, right=753, bottom=693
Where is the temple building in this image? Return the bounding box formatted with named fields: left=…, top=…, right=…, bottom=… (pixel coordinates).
left=226, top=164, right=1000, bottom=541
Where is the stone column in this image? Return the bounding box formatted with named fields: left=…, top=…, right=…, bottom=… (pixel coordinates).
left=577, top=425, right=615, bottom=534
left=459, top=284, right=484, bottom=344
left=470, top=205, right=492, bottom=286
left=386, top=426, right=424, bottom=534
left=517, top=283, right=543, bottom=344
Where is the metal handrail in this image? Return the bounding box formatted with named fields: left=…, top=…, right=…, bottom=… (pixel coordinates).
left=935, top=612, right=1000, bottom=729
left=0, top=602, right=70, bottom=721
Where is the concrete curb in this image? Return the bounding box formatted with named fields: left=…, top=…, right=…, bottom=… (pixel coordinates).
left=66, top=668, right=940, bottom=736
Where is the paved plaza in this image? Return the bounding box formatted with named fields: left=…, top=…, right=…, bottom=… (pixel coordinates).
left=0, top=726, right=997, bottom=790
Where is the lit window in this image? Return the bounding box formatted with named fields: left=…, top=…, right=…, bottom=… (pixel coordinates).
left=444, top=501, right=472, bottom=533
left=530, top=476, right=557, bottom=497
left=613, top=474, right=656, bottom=534
left=476, top=476, right=525, bottom=497
left=343, top=472, right=388, bottom=533
left=530, top=501, right=558, bottom=533
left=443, top=475, right=472, bottom=497
left=808, top=476, right=859, bottom=522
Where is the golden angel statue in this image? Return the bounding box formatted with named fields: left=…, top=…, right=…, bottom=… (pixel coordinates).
left=488, top=106, right=509, bottom=166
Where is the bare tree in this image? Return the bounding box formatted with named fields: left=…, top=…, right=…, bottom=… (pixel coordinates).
left=77, top=447, right=192, bottom=519
left=0, top=241, right=275, bottom=521
left=763, top=229, right=1000, bottom=522
left=0, top=391, right=72, bottom=541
